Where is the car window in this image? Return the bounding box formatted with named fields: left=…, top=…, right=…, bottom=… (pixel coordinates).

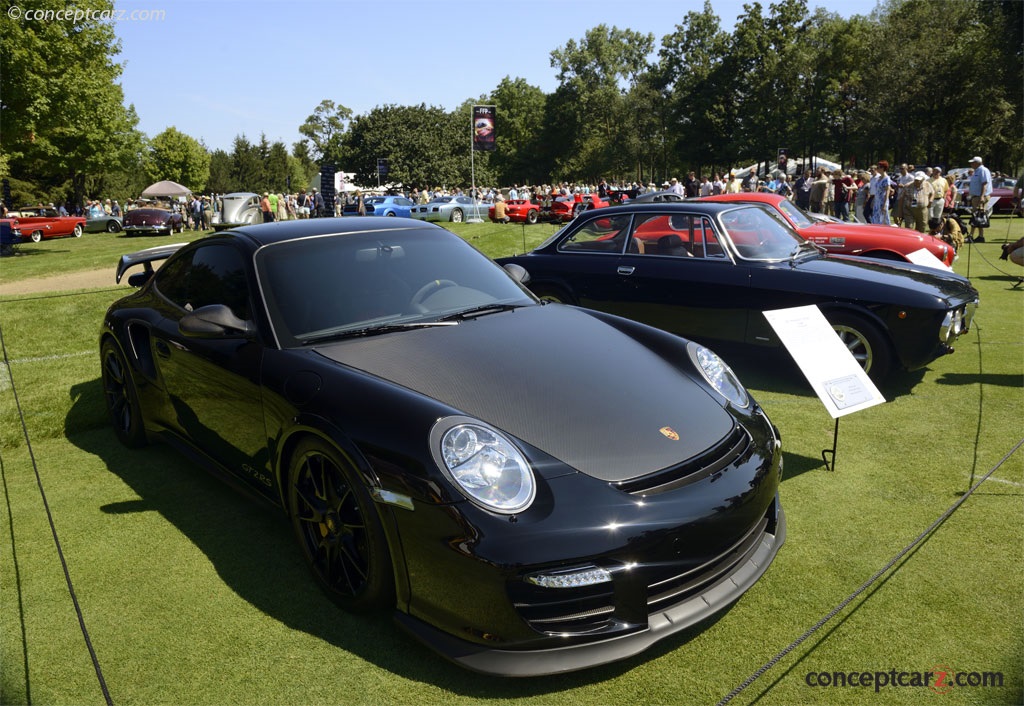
left=775, top=198, right=814, bottom=228
left=397, top=198, right=413, bottom=206
left=558, top=215, right=633, bottom=254
left=630, top=214, right=726, bottom=259
left=155, top=243, right=251, bottom=320
left=719, top=206, right=803, bottom=261
left=256, top=228, right=534, bottom=346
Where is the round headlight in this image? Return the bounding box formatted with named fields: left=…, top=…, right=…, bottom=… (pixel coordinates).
left=435, top=420, right=535, bottom=514
left=688, top=343, right=750, bottom=408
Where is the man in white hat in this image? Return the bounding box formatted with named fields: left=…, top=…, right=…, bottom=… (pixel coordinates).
left=899, top=171, right=933, bottom=232
left=967, top=156, right=992, bottom=242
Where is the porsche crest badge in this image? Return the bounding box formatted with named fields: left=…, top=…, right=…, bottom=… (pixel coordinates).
left=659, top=426, right=680, bottom=441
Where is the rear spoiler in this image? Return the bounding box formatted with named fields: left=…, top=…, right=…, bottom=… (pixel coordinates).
left=116, top=242, right=188, bottom=284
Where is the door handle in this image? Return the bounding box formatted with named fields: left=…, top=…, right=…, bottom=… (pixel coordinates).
left=617, top=266, right=635, bottom=276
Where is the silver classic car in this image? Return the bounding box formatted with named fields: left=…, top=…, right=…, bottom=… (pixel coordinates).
left=213, top=192, right=262, bottom=231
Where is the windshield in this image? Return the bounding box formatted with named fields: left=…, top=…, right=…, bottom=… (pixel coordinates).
left=775, top=198, right=815, bottom=228
left=255, top=227, right=535, bottom=347
left=718, top=205, right=807, bottom=261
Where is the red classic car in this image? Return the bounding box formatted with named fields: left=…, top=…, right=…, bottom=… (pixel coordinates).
left=699, top=192, right=956, bottom=267
left=489, top=193, right=609, bottom=225
left=123, top=206, right=185, bottom=235
left=11, top=207, right=86, bottom=242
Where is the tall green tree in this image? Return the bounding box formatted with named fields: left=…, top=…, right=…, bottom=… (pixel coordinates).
left=1, top=0, right=146, bottom=205
left=266, top=141, right=290, bottom=192
left=488, top=77, right=549, bottom=186
left=149, top=127, right=210, bottom=192
left=549, top=25, right=655, bottom=181
left=299, top=99, right=351, bottom=165
left=207, top=149, right=234, bottom=193
left=344, top=104, right=470, bottom=189
left=229, top=135, right=263, bottom=193
left=658, top=1, right=733, bottom=174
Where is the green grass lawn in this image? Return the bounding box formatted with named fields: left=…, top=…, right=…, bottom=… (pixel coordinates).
left=1, top=217, right=1021, bottom=705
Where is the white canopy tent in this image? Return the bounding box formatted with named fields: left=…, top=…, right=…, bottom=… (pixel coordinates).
left=732, top=157, right=842, bottom=178
left=140, top=180, right=192, bottom=198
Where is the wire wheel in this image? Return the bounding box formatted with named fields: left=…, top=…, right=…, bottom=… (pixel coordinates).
left=288, top=439, right=394, bottom=610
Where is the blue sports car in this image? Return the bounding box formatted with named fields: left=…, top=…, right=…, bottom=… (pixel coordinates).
left=343, top=195, right=415, bottom=218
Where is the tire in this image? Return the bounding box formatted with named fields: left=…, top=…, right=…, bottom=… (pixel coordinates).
left=530, top=283, right=576, bottom=305
left=100, top=338, right=147, bottom=448
left=386, top=211, right=396, bottom=217
left=107, top=220, right=121, bottom=233
left=826, top=311, right=892, bottom=381
left=525, top=209, right=538, bottom=225
left=450, top=208, right=464, bottom=223
left=287, top=438, right=395, bottom=611
left=30, top=231, right=42, bottom=243
left=72, top=224, right=83, bottom=238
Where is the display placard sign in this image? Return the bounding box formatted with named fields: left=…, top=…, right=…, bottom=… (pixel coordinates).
left=763, top=305, right=885, bottom=418
left=906, top=247, right=952, bottom=272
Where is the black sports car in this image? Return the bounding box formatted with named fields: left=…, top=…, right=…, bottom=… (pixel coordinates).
left=100, top=219, right=784, bottom=676
left=498, top=202, right=979, bottom=380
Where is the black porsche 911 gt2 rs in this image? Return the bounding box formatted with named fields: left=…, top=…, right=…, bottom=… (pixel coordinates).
left=100, top=218, right=784, bottom=676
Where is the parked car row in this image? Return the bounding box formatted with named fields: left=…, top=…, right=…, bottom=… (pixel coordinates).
left=488, top=194, right=610, bottom=224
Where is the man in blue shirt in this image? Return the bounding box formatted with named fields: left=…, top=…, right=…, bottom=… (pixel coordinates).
left=967, top=156, right=992, bottom=243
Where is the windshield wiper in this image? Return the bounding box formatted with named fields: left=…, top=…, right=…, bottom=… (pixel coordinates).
left=790, top=240, right=824, bottom=261
left=438, top=302, right=523, bottom=321
left=302, top=320, right=458, bottom=344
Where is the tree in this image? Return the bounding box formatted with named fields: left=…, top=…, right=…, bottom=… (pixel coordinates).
left=149, top=127, right=210, bottom=192
left=549, top=25, right=656, bottom=181
left=266, top=141, right=290, bottom=192
left=1, top=0, right=147, bottom=205
left=488, top=77, right=549, bottom=186
left=229, top=135, right=262, bottom=193
left=207, top=149, right=234, bottom=193
left=344, top=104, right=470, bottom=189
left=658, top=1, right=732, bottom=173
left=298, top=99, right=351, bottom=164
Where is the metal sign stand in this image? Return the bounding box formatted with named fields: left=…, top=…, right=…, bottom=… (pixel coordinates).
left=821, top=418, right=840, bottom=471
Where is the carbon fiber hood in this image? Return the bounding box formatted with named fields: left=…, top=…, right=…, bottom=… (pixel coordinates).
left=314, top=305, right=735, bottom=481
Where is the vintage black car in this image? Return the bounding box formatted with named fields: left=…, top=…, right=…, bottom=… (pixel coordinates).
left=100, top=219, right=784, bottom=676
left=498, top=202, right=979, bottom=380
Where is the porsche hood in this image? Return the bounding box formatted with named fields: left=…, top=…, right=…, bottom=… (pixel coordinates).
left=314, top=305, right=737, bottom=482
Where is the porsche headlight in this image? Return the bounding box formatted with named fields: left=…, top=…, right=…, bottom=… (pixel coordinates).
left=688, top=343, right=750, bottom=408
left=433, top=419, right=535, bottom=514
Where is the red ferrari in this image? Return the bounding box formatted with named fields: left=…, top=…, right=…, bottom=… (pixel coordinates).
left=489, top=194, right=609, bottom=225
left=700, top=192, right=956, bottom=267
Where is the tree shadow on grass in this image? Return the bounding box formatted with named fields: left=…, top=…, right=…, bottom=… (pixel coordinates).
left=64, top=378, right=743, bottom=697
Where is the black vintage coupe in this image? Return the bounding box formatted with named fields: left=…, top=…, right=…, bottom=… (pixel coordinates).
left=498, top=202, right=979, bottom=380
left=100, top=219, right=784, bottom=676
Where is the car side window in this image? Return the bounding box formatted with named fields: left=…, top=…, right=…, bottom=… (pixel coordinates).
left=558, top=215, right=633, bottom=254
left=155, top=244, right=251, bottom=320
left=631, top=214, right=694, bottom=257
left=693, top=216, right=728, bottom=259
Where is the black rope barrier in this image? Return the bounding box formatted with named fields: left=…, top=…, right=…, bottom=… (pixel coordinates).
left=0, top=286, right=125, bottom=303
left=0, top=322, right=114, bottom=706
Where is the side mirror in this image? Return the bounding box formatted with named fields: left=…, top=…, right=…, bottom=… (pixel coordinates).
left=503, top=263, right=530, bottom=285
left=179, top=304, right=255, bottom=338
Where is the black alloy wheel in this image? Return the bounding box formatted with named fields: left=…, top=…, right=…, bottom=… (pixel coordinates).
left=287, top=438, right=395, bottom=611
left=100, top=338, right=147, bottom=448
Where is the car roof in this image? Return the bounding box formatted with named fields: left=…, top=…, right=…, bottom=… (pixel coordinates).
left=581, top=200, right=754, bottom=218
left=700, top=192, right=782, bottom=204
left=227, top=216, right=443, bottom=247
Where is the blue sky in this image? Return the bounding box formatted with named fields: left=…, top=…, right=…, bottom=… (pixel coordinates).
left=114, top=0, right=865, bottom=153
